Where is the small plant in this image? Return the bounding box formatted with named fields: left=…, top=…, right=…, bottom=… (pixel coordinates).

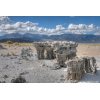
left=11, top=76, right=27, bottom=83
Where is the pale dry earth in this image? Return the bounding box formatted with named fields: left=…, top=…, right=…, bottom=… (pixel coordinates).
left=0, top=42, right=100, bottom=83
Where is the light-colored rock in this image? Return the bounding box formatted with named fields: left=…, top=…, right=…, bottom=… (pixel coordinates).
left=20, top=48, right=36, bottom=60
left=33, top=41, right=78, bottom=67
left=65, top=57, right=97, bottom=82
left=66, top=58, right=84, bottom=82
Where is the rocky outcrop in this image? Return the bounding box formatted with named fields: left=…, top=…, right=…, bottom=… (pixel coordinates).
left=34, top=43, right=45, bottom=59
left=44, top=44, right=55, bottom=59
left=33, top=41, right=78, bottom=64
left=66, top=57, right=97, bottom=82
left=66, top=58, right=85, bottom=82
left=19, top=41, right=97, bottom=83
left=20, top=48, right=33, bottom=60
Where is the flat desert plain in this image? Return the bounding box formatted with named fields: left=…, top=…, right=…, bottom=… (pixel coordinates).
left=0, top=42, right=100, bottom=83
left=77, top=43, right=100, bottom=57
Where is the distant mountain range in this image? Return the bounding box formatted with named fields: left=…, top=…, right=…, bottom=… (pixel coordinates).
left=0, top=33, right=100, bottom=43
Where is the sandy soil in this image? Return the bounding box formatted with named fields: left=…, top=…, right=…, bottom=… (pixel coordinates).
left=0, top=42, right=100, bottom=83
left=77, top=43, right=100, bottom=57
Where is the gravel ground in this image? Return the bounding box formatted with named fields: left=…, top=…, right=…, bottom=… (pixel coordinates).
left=0, top=55, right=67, bottom=83
left=0, top=43, right=100, bottom=83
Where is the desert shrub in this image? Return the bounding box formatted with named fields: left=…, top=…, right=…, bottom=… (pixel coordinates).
left=11, top=76, right=26, bottom=83
left=6, top=41, right=13, bottom=44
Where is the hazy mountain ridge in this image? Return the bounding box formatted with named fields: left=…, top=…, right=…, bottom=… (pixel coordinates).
left=0, top=33, right=100, bottom=43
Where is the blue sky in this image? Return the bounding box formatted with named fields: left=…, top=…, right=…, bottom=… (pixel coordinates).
left=9, top=16, right=100, bottom=28
left=0, top=16, right=100, bottom=35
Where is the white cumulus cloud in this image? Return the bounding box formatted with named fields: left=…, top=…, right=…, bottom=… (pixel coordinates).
left=68, top=24, right=95, bottom=30
left=0, top=16, right=100, bottom=35
left=67, top=24, right=99, bottom=35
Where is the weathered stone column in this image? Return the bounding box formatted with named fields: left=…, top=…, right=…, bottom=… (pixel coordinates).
left=34, top=43, right=45, bottom=59
left=66, top=59, right=84, bottom=82
left=83, top=57, right=97, bottom=74
left=56, top=53, right=67, bottom=67
left=44, top=46, right=55, bottom=59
